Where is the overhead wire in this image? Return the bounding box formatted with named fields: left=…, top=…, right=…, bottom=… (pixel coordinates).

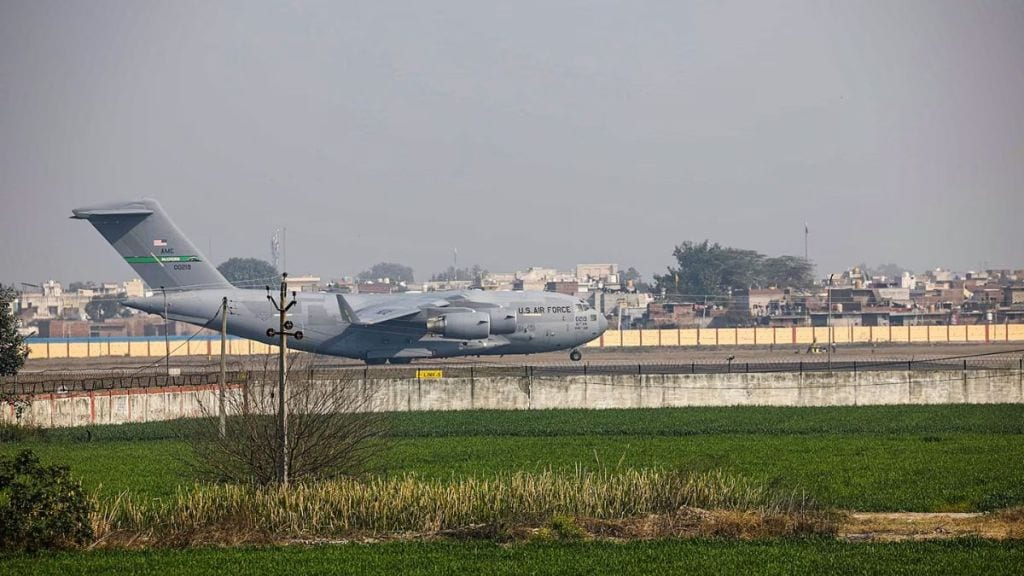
left=124, top=305, right=224, bottom=380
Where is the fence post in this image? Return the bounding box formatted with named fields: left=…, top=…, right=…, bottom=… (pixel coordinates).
left=799, top=361, right=803, bottom=374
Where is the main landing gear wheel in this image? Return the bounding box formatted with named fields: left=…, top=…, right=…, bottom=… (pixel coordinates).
left=569, top=349, right=582, bottom=362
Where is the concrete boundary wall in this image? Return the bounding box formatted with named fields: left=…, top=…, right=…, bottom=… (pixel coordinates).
left=25, top=324, right=1024, bottom=360
left=6, top=369, right=1022, bottom=428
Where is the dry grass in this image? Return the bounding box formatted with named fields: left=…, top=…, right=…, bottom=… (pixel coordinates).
left=841, top=511, right=1024, bottom=542
left=582, top=507, right=839, bottom=540
left=91, top=468, right=828, bottom=547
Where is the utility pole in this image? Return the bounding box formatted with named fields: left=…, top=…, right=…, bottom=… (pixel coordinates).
left=162, top=286, right=170, bottom=378
left=827, top=273, right=834, bottom=373
left=218, top=296, right=228, bottom=438
left=266, top=273, right=303, bottom=485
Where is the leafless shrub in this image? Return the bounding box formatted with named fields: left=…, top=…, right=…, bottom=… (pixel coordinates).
left=187, top=352, right=388, bottom=485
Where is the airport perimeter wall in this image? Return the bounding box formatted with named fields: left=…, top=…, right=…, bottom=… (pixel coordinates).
left=22, top=323, right=1024, bottom=360
left=6, top=368, right=1022, bottom=428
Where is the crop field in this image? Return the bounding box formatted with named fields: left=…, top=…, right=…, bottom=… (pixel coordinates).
left=6, top=540, right=1024, bottom=576
left=4, top=404, right=1024, bottom=510
left=2, top=404, right=1023, bottom=573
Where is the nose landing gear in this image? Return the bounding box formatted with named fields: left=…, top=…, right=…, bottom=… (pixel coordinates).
left=569, top=349, right=582, bottom=362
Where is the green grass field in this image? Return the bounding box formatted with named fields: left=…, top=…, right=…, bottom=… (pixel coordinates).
left=3, top=405, right=1024, bottom=511
left=5, top=540, right=1023, bottom=576
left=3, top=405, right=1023, bottom=574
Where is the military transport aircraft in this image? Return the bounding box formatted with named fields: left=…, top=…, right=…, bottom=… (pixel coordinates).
left=72, top=199, right=608, bottom=364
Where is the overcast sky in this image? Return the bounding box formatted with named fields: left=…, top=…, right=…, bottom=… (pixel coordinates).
left=2, top=1, right=1022, bottom=286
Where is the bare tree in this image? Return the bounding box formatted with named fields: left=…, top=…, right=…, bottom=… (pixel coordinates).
left=188, top=353, right=388, bottom=484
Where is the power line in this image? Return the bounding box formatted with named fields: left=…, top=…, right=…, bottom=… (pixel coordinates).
left=124, top=306, right=224, bottom=380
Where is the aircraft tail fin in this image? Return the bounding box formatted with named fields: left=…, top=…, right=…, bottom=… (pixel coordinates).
left=72, top=198, right=232, bottom=291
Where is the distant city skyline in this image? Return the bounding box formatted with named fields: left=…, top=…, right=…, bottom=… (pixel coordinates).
left=11, top=255, right=1020, bottom=291
left=3, top=1, right=1022, bottom=286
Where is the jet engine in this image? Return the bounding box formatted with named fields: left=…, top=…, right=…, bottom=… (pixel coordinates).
left=487, top=308, right=517, bottom=335
left=426, top=311, right=491, bottom=340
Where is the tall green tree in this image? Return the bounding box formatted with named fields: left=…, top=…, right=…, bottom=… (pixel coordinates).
left=760, top=256, right=815, bottom=291
left=1, top=286, right=29, bottom=376
left=357, top=262, right=414, bottom=284
left=217, top=258, right=279, bottom=288
left=620, top=266, right=652, bottom=292
left=655, top=240, right=813, bottom=297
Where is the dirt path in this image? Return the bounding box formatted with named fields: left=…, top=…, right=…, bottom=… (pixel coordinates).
left=841, top=511, right=1023, bottom=542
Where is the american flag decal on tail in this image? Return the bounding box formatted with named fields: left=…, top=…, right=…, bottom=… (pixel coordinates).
left=153, top=239, right=168, bottom=246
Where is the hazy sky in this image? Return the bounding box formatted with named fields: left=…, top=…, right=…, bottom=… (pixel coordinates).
left=2, top=1, right=1022, bottom=286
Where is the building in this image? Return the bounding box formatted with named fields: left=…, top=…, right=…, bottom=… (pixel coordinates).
left=1005, top=285, right=1024, bottom=306
left=593, top=291, right=653, bottom=318
left=545, top=281, right=579, bottom=296
left=18, top=281, right=90, bottom=321
left=734, top=288, right=786, bottom=316
left=355, top=282, right=396, bottom=294
left=479, top=272, right=517, bottom=291
left=287, top=275, right=322, bottom=293
left=513, top=267, right=570, bottom=292
left=421, top=280, right=475, bottom=292
left=575, top=263, right=617, bottom=280
left=645, top=302, right=698, bottom=328
left=123, top=279, right=145, bottom=298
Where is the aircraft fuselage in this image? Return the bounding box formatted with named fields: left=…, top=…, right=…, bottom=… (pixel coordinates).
left=126, top=287, right=608, bottom=363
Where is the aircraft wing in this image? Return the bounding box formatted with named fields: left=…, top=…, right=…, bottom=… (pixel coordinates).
left=336, top=295, right=445, bottom=325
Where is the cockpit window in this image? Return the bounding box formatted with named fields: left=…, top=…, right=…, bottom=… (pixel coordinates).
left=575, top=300, right=589, bottom=312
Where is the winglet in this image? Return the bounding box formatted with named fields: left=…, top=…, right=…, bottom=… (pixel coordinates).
left=336, top=295, right=359, bottom=324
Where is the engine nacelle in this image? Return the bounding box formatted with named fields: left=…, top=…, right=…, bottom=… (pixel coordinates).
left=426, top=311, right=491, bottom=340
left=487, top=308, right=517, bottom=335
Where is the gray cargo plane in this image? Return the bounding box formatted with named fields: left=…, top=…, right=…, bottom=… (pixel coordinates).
left=72, top=199, right=608, bottom=364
